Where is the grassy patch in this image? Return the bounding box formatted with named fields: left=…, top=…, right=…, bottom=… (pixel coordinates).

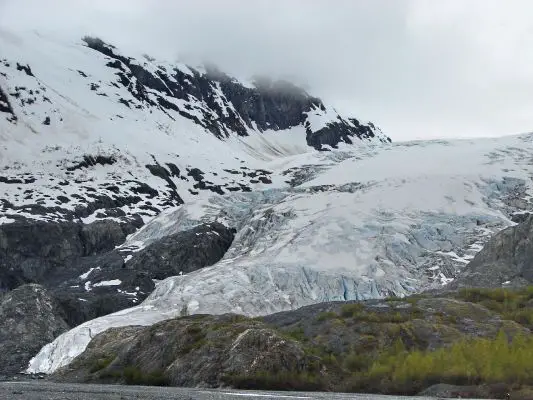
left=180, top=323, right=207, bottom=354
left=98, top=365, right=170, bottom=386
left=385, top=295, right=404, bottom=302
left=343, top=352, right=373, bottom=372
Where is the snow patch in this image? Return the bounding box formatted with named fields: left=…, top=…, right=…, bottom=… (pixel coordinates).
left=79, top=267, right=100, bottom=280
left=93, top=279, right=122, bottom=287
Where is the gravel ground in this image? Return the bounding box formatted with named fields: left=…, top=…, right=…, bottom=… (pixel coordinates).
left=0, top=381, right=450, bottom=400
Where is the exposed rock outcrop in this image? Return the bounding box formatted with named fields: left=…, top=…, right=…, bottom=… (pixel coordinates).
left=51, top=314, right=319, bottom=388
left=0, top=219, right=138, bottom=292
left=126, top=222, right=235, bottom=279
left=449, top=214, right=533, bottom=289
left=0, top=84, right=15, bottom=121
left=0, top=218, right=236, bottom=327
left=0, top=284, right=69, bottom=376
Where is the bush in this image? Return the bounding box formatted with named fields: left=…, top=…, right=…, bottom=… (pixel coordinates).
left=503, top=308, right=533, bottom=325
left=316, top=311, right=338, bottom=321
left=340, top=303, right=414, bottom=323
left=456, top=287, right=533, bottom=327
left=344, top=352, right=373, bottom=372
left=185, top=324, right=203, bottom=335
left=348, top=330, right=533, bottom=394
left=223, top=370, right=326, bottom=391
left=340, top=303, right=364, bottom=318
left=89, top=354, right=115, bottom=373
left=123, top=366, right=170, bottom=386
left=285, top=326, right=306, bottom=341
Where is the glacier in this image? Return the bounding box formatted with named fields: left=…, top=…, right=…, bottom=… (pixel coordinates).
left=27, top=132, right=533, bottom=374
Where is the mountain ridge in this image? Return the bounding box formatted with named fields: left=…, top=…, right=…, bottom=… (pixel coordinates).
left=0, top=30, right=389, bottom=225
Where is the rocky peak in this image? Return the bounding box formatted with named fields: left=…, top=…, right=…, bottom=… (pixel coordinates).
left=80, top=35, right=389, bottom=148
left=0, top=31, right=389, bottom=225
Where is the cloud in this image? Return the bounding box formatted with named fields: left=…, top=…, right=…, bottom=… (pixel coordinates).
left=1, top=0, right=533, bottom=140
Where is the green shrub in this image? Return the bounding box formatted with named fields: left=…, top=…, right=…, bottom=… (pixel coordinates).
left=180, top=324, right=207, bottom=354
left=456, top=286, right=533, bottom=327
left=316, top=311, right=338, bottom=321
left=348, top=330, right=533, bottom=394
left=98, top=369, right=123, bottom=380
left=385, top=295, right=404, bottom=302
left=457, top=287, right=524, bottom=312
left=223, top=370, right=326, bottom=391
left=340, top=303, right=364, bottom=318
left=344, top=352, right=373, bottom=372
left=185, top=324, right=203, bottom=335
left=89, top=354, right=115, bottom=373
left=285, top=326, right=306, bottom=341
left=503, top=309, right=533, bottom=327
left=123, top=366, right=170, bottom=386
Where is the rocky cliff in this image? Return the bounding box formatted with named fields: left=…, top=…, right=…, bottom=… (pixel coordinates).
left=449, top=214, right=533, bottom=289
left=0, top=284, right=69, bottom=376
left=0, top=218, right=235, bottom=327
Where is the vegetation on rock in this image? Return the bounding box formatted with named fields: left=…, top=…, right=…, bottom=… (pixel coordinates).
left=52, top=286, right=533, bottom=398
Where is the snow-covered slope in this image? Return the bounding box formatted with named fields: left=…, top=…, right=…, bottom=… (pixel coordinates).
left=0, top=29, right=388, bottom=225
left=28, top=132, right=533, bottom=373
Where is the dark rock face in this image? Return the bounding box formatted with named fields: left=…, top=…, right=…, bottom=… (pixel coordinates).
left=80, top=221, right=136, bottom=256
left=449, top=215, right=533, bottom=289
left=126, top=222, right=235, bottom=279
left=0, top=195, right=149, bottom=224
left=51, top=222, right=235, bottom=326
left=51, top=267, right=154, bottom=327
left=0, top=284, right=69, bottom=376
left=307, top=118, right=391, bottom=150
left=16, top=63, right=34, bottom=77
left=66, top=155, right=117, bottom=172
left=145, top=163, right=184, bottom=206
left=0, top=219, right=137, bottom=292
left=0, top=218, right=236, bottom=326
left=0, top=84, right=16, bottom=122
left=51, top=314, right=319, bottom=388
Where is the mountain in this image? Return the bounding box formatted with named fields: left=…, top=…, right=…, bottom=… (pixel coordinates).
left=0, top=29, right=389, bottom=226
left=1, top=29, right=533, bottom=379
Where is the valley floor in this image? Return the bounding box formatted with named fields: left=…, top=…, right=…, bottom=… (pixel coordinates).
left=0, top=381, right=452, bottom=400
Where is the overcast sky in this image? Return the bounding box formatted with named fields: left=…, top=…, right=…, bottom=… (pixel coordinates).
left=1, top=0, right=533, bottom=141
